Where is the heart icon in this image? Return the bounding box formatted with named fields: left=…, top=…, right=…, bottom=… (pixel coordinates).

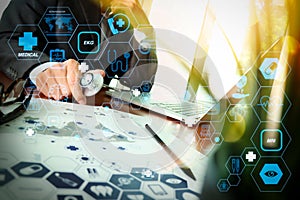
left=258, top=95, right=283, bottom=114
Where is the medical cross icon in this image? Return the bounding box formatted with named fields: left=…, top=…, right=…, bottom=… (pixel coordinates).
left=66, top=145, right=79, bottom=151
left=245, top=151, right=257, bottom=162
left=116, top=18, right=125, bottom=28
left=79, top=62, right=89, bottom=73
left=18, top=32, right=38, bottom=51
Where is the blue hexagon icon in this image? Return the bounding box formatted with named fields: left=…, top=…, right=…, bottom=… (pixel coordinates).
left=38, top=7, right=78, bottom=42
left=259, top=58, right=279, bottom=80
left=8, top=25, right=47, bottom=60
left=259, top=163, right=283, bottom=185
left=217, top=179, right=230, bottom=192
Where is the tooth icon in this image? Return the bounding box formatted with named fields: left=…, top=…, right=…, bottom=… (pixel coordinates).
left=90, top=185, right=113, bottom=197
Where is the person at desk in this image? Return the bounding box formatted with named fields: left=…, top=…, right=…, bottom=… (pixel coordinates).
left=0, top=0, right=157, bottom=105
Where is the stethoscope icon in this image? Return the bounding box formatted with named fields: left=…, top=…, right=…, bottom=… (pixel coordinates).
left=107, top=49, right=130, bottom=73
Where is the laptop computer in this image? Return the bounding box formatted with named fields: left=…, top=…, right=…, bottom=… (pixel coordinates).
left=104, top=51, right=243, bottom=127
left=105, top=87, right=218, bottom=127
left=105, top=27, right=245, bottom=127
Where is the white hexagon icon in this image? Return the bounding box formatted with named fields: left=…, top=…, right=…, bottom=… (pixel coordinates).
left=259, top=58, right=279, bottom=80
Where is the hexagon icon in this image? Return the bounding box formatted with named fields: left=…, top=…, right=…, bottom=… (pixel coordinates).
left=259, top=163, right=283, bottom=185
left=47, top=172, right=84, bottom=189
left=69, top=25, right=107, bottom=60
left=130, top=167, right=159, bottom=181
left=109, top=174, right=141, bottom=190
left=225, top=156, right=245, bottom=175
left=8, top=25, right=47, bottom=60
left=227, top=174, right=241, bottom=186
left=84, top=182, right=120, bottom=199
left=57, top=195, right=83, bottom=200
left=130, top=29, right=157, bottom=61
left=25, top=96, right=45, bottom=114
left=260, top=129, right=283, bottom=152
left=241, top=147, right=261, bottom=166
left=0, top=152, right=18, bottom=169
left=100, top=7, right=138, bottom=40
left=121, top=191, right=154, bottom=200
left=45, top=156, right=78, bottom=172
left=40, top=42, right=76, bottom=62
left=251, top=157, right=291, bottom=192
left=160, top=174, right=188, bottom=189
left=196, top=122, right=215, bottom=139
left=45, top=82, right=70, bottom=103
left=55, top=190, right=92, bottom=200
left=226, top=72, right=259, bottom=104
left=255, top=50, right=291, bottom=86
left=252, top=86, right=291, bottom=122
left=11, top=162, right=50, bottom=178
left=142, top=183, right=174, bottom=199
left=198, top=139, right=214, bottom=155
left=226, top=104, right=248, bottom=122
left=251, top=122, right=291, bottom=156
left=110, top=97, right=125, bottom=111
left=7, top=178, right=55, bottom=200
left=175, top=189, right=201, bottom=200
left=38, top=7, right=78, bottom=42
left=99, top=42, right=138, bottom=79
left=259, top=58, right=279, bottom=80
left=76, top=166, right=110, bottom=182
left=210, top=132, right=224, bottom=145
left=217, top=179, right=230, bottom=192
left=0, top=169, right=15, bottom=186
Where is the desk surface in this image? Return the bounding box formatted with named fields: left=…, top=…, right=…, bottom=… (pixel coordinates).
left=0, top=87, right=220, bottom=200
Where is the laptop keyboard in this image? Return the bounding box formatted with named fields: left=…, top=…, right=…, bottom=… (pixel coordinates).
left=150, top=102, right=214, bottom=116
left=106, top=90, right=216, bottom=120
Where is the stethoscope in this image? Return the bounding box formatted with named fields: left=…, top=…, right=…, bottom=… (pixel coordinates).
left=107, top=49, right=130, bottom=73
left=79, top=72, right=104, bottom=97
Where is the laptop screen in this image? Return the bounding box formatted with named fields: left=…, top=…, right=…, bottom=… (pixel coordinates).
left=147, top=0, right=245, bottom=104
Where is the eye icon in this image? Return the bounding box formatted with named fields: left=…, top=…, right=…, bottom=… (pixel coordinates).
left=259, top=164, right=283, bottom=185
left=264, top=170, right=278, bottom=177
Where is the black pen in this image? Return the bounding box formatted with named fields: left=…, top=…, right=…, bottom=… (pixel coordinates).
left=145, top=124, right=196, bottom=181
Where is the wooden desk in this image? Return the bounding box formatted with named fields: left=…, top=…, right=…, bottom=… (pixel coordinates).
left=85, top=87, right=231, bottom=156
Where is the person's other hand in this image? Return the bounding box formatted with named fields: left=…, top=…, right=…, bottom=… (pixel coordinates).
left=36, top=59, right=105, bottom=104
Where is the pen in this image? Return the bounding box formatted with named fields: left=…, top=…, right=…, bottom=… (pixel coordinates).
left=102, top=84, right=130, bottom=92
left=145, top=124, right=196, bottom=181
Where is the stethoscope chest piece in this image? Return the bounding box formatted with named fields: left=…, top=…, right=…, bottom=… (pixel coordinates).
left=80, top=72, right=104, bottom=96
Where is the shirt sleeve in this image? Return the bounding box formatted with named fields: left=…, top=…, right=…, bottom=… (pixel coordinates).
left=0, top=0, right=55, bottom=80
left=100, top=17, right=158, bottom=92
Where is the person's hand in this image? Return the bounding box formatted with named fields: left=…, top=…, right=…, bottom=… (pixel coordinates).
left=101, top=0, right=150, bottom=27
left=36, top=59, right=105, bottom=104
